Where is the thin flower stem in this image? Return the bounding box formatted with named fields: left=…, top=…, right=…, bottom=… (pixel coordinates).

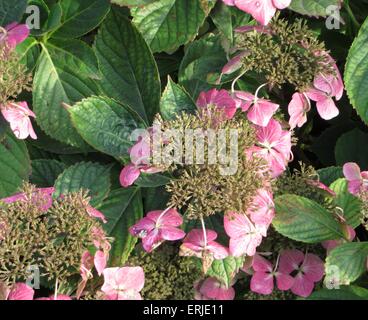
left=231, top=70, right=247, bottom=94
left=200, top=217, right=208, bottom=248
left=273, top=253, right=281, bottom=273
left=54, top=278, right=59, bottom=300
left=254, top=83, right=268, bottom=104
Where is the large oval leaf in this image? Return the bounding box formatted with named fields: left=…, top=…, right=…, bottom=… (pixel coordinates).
left=69, top=96, right=143, bottom=159
left=330, top=178, right=362, bottom=228
left=53, top=162, right=111, bottom=206
left=289, top=0, right=341, bottom=16
left=0, top=131, right=31, bottom=198
left=274, top=194, right=345, bottom=243
left=30, top=159, right=67, bottom=188
left=326, top=242, right=368, bottom=285
left=52, top=0, right=110, bottom=39
left=345, top=16, right=368, bottom=125
left=94, top=9, right=161, bottom=124
left=131, top=0, right=214, bottom=53
left=160, top=76, right=197, bottom=120
left=33, top=43, right=100, bottom=148
left=0, top=0, right=27, bottom=25
left=98, top=188, right=143, bottom=265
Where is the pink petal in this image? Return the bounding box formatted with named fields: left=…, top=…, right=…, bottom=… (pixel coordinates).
left=119, top=164, right=141, bottom=187
left=224, top=211, right=253, bottom=238
left=279, top=249, right=304, bottom=274
left=130, top=137, right=151, bottom=166
left=129, top=216, right=155, bottom=238
left=234, top=0, right=277, bottom=26
left=200, top=278, right=235, bottom=300
left=252, top=254, right=273, bottom=272
left=343, top=163, right=362, bottom=182
left=275, top=272, right=294, bottom=291
left=8, top=283, right=34, bottom=300
left=207, top=241, right=229, bottom=259
left=291, top=273, right=315, bottom=298
left=87, top=206, right=107, bottom=223
left=142, top=229, right=162, bottom=252
left=94, top=250, right=108, bottom=276
left=250, top=272, right=274, bottom=295
left=247, top=99, right=279, bottom=127
left=302, top=253, right=324, bottom=283
left=115, top=267, right=145, bottom=292
left=5, top=23, right=29, bottom=49
left=148, top=208, right=183, bottom=227
left=222, top=52, right=247, bottom=75
left=184, top=229, right=218, bottom=247
left=288, top=93, right=310, bottom=129
left=316, top=97, right=339, bottom=120
left=229, top=234, right=262, bottom=257
left=249, top=189, right=275, bottom=227
left=160, top=226, right=186, bottom=241
left=272, top=0, right=291, bottom=9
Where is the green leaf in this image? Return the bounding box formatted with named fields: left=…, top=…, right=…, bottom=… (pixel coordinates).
left=308, top=286, right=368, bottom=300
left=112, top=0, right=156, bottom=6
left=206, top=256, right=244, bottom=288
left=335, top=128, right=368, bottom=170
left=0, top=0, right=27, bottom=25
left=326, top=242, right=368, bottom=285
left=317, top=166, right=343, bottom=186
left=98, top=188, right=143, bottom=265
left=179, top=34, right=227, bottom=98
left=15, top=37, right=40, bottom=72
left=94, top=9, right=161, bottom=123
left=273, top=194, right=345, bottom=243
left=345, top=16, right=368, bottom=125
left=210, top=1, right=233, bottom=43
left=0, top=131, right=31, bottom=198
left=30, top=159, right=67, bottom=187
left=330, top=178, right=362, bottom=228
left=33, top=44, right=99, bottom=148
left=131, top=0, right=215, bottom=53
left=69, top=96, right=143, bottom=158
left=289, top=0, right=341, bottom=17
left=134, top=173, right=172, bottom=188
left=53, top=162, right=111, bottom=206
left=52, top=0, right=110, bottom=39
left=160, top=76, right=197, bottom=120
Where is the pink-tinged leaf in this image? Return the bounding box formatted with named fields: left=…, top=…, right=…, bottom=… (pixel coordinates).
left=250, top=272, right=274, bottom=295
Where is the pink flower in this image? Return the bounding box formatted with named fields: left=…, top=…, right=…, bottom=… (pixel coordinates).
left=288, top=93, right=311, bottom=129
left=7, top=283, right=34, bottom=300
left=197, top=89, right=237, bottom=120
left=101, top=267, right=145, bottom=300
left=279, top=250, right=324, bottom=298
left=120, top=134, right=162, bottom=188
left=306, top=180, right=336, bottom=197
left=247, top=119, right=292, bottom=177
left=306, top=53, right=344, bottom=121
left=1, top=102, right=37, bottom=140
left=224, top=211, right=266, bottom=257
left=180, top=229, right=229, bottom=260
left=224, top=0, right=291, bottom=26
left=222, top=52, right=248, bottom=75
left=248, top=189, right=275, bottom=227
left=250, top=254, right=294, bottom=295
left=77, top=251, right=94, bottom=299
left=3, top=23, right=29, bottom=49
left=195, top=278, right=235, bottom=300
left=129, top=208, right=185, bottom=252
left=2, top=187, right=54, bottom=212
left=343, top=162, right=368, bottom=195
left=235, top=91, right=279, bottom=127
